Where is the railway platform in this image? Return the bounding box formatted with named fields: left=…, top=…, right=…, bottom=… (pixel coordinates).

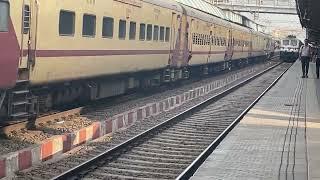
left=191, top=61, right=320, bottom=180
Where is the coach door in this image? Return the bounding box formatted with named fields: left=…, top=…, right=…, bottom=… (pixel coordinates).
left=169, top=12, right=181, bottom=68
left=207, top=30, right=213, bottom=63
left=20, top=0, right=38, bottom=74
left=249, top=32, right=253, bottom=58
left=188, top=19, right=194, bottom=62
left=0, top=0, right=24, bottom=90
left=225, top=29, right=234, bottom=62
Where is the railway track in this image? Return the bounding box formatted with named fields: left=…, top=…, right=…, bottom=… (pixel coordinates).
left=0, top=61, right=278, bottom=160
left=0, top=61, right=275, bottom=135
left=44, top=62, right=291, bottom=180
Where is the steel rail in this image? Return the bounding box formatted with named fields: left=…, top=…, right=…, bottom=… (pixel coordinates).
left=51, top=62, right=285, bottom=180
left=176, top=62, right=291, bottom=180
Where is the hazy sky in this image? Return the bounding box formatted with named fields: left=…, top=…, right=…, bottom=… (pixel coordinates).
left=212, top=0, right=305, bottom=39
left=240, top=12, right=305, bottom=40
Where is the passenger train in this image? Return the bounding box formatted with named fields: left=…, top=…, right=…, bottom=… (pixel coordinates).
left=280, top=35, right=302, bottom=62
left=0, top=0, right=276, bottom=120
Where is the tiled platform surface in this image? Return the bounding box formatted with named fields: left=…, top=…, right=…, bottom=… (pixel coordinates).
left=191, top=61, right=320, bottom=180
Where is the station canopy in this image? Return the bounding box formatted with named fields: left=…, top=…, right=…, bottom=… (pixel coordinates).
left=296, top=0, right=320, bottom=43
left=175, top=0, right=226, bottom=19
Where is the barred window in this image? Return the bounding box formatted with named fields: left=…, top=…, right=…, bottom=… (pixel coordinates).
left=23, top=5, right=30, bottom=34
left=201, top=34, right=204, bottom=45
left=118, top=20, right=126, bottom=39
left=153, top=25, right=159, bottom=41
left=196, top=34, right=198, bottom=45
left=0, top=1, right=9, bottom=32
left=139, top=23, right=146, bottom=40
left=160, top=26, right=165, bottom=41
left=102, top=17, right=114, bottom=38
left=82, top=14, right=96, bottom=37
left=193, top=33, right=196, bottom=44
left=59, top=11, right=75, bottom=36
left=165, top=27, right=170, bottom=42
left=146, top=24, right=152, bottom=41
left=129, top=21, right=136, bottom=40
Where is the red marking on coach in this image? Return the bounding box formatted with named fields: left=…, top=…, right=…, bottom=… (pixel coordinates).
left=0, top=18, right=20, bottom=89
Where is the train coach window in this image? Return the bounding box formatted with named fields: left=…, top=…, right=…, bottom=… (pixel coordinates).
left=192, top=33, right=196, bottom=44
left=202, top=35, right=204, bottom=45
left=291, top=40, right=297, bottom=46
left=118, top=20, right=126, bottom=39
left=82, top=14, right=96, bottom=37
left=146, top=24, right=152, bottom=41
left=102, top=17, right=114, bottom=38
left=59, top=11, right=75, bottom=36
left=160, top=26, right=164, bottom=41
left=23, top=5, right=30, bottom=34
left=139, top=23, right=145, bottom=40
left=165, top=27, right=170, bottom=42
left=202, top=35, right=205, bottom=45
left=0, top=1, right=9, bottom=32
left=129, top=22, right=136, bottom=40
left=153, top=25, right=159, bottom=41
left=196, top=34, right=199, bottom=45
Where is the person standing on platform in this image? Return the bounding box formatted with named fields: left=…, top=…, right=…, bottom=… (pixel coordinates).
left=299, top=39, right=311, bottom=78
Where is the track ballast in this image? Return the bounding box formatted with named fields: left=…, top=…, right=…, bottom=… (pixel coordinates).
left=47, top=63, right=291, bottom=180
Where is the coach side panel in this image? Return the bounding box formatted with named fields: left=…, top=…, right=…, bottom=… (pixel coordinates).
left=29, top=0, right=180, bottom=85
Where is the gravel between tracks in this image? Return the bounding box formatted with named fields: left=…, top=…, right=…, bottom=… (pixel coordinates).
left=0, top=62, right=275, bottom=157
left=14, top=61, right=288, bottom=179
